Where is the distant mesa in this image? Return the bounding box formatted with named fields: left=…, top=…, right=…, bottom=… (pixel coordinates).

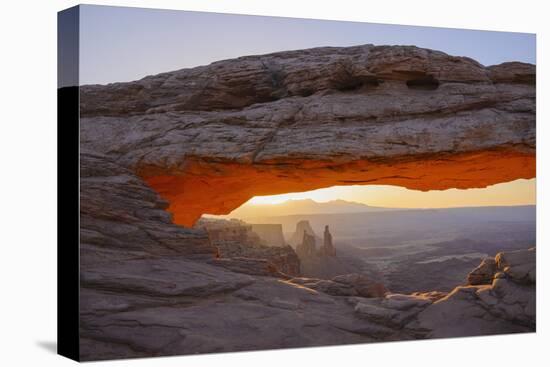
left=289, top=220, right=319, bottom=246
left=231, top=198, right=400, bottom=219
left=196, top=217, right=262, bottom=248
left=197, top=217, right=285, bottom=248
left=294, top=221, right=337, bottom=260
left=249, top=223, right=286, bottom=246
left=195, top=217, right=300, bottom=277
left=320, top=225, right=336, bottom=257
left=296, top=231, right=317, bottom=259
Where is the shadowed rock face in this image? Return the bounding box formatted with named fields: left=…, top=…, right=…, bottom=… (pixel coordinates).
left=80, top=45, right=536, bottom=226
left=79, top=151, right=218, bottom=263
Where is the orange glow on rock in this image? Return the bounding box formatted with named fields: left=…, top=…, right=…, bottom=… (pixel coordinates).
left=142, top=149, right=535, bottom=227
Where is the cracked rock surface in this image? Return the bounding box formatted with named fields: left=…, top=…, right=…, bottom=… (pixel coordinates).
left=345, top=248, right=535, bottom=340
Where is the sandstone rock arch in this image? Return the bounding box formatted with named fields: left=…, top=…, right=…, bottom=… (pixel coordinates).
left=80, top=45, right=535, bottom=227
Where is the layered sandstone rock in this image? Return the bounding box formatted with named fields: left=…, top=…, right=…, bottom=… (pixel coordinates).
left=77, top=45, right=535, bottom=360
left=250, top=223, right=286, bottom=246
left=347, top=248, right=536, bottom=339
left=290, top=274, right=388, bottom=298
left=196, top=218, right=262, bottom=247
left=197, top=218, right=301, bottom=277
left=467, top=257, right=497, bottom=285
left=291, top=222, right=343, bottom=277
left=296, top=231, right=317, bottom=259
left=79, top=152, right=217, bottom=265
left=80, top=45, right=535, bottom=227
left=206, top=257, right=289, bottom=278
left=289, top=220, right=319, bottom=246
left=495, top=247, right=536, bottom=284
left=320, top=225, right=336, bottom=257
left=214, top=241, right=301, bottom=277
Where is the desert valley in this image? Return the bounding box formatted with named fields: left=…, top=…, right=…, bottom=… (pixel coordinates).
left=206, top=199, right=534, bottom=293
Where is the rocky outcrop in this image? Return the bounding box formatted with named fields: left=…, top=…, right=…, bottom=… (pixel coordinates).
left=495, top=247, right=536, bottom=284
left=320, top=225, right=336, bottom=257
left=214, top=241, right=301, bottom=277
left=206, top=257, right=289, bottom=278
left=80, top=45, right=535, bottom=227
left=351, top=293, right=436, bottom=333
left=293, top=222, right=342, bottom=276
left=198, top=218, right=301, bottom=277
left=467, top=257, right=497, bottom=285
left=296, top=231, right=317, bottom=259
left=292, top=221, right=336, bottom=260
left=197, top=218, right=262, bottom=247
left=289, top=220, right=318, bottom=246
left=80, top=152, right=217, bottom=266
left=250, top=224, right=286, bottom=246
left=290, top=274, right=388, bottom=298
left=347, top=248, right=535, bottom=339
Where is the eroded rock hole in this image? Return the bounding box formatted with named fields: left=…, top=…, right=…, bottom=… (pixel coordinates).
left=298, top=88, right=314, bottom=97
left=335, top=76, right=381, bottom=92
left=406, top=75, right=440, bottom=90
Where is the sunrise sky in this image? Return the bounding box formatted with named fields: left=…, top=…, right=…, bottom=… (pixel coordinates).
left=78, top=5, right=535, bottom=85
left=244, top=179, right=536, bottom=209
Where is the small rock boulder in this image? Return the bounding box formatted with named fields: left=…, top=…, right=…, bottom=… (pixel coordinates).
left=496, top=247, right=536, bottom=284
left=332, top=273, right=389, bottom=298
left=467, top=257, right=497, bottom=285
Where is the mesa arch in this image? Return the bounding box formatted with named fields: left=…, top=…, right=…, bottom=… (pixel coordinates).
left=79, top=44, right=536, bottom=227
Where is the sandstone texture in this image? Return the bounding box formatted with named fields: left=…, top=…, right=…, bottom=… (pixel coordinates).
left=296, top=231, right=317, bottom=260
left=197, top=218, right=301, bottom=276
left=290, top=274, right=388, bottom=298
left=213, top=242, right=300, bottom=277
left=320, top=225, right=336, bottom=257
left=346, top=248, right=535, bottom=339
left=289, top=220, right=320, bottom=246
left=411, top=248, right=536, bottom=337
left=250, top=224, right=286, bottom=246
left=80, top=45, right=535, bottom=226
left=78, top=45, right=535, bottom=360
left=467, top=257, right=497, bottom=285
left=80, top=152, right=217, bottom=266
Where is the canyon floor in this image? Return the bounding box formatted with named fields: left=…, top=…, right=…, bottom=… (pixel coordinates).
left=246, top=207, right=535, bottom=292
